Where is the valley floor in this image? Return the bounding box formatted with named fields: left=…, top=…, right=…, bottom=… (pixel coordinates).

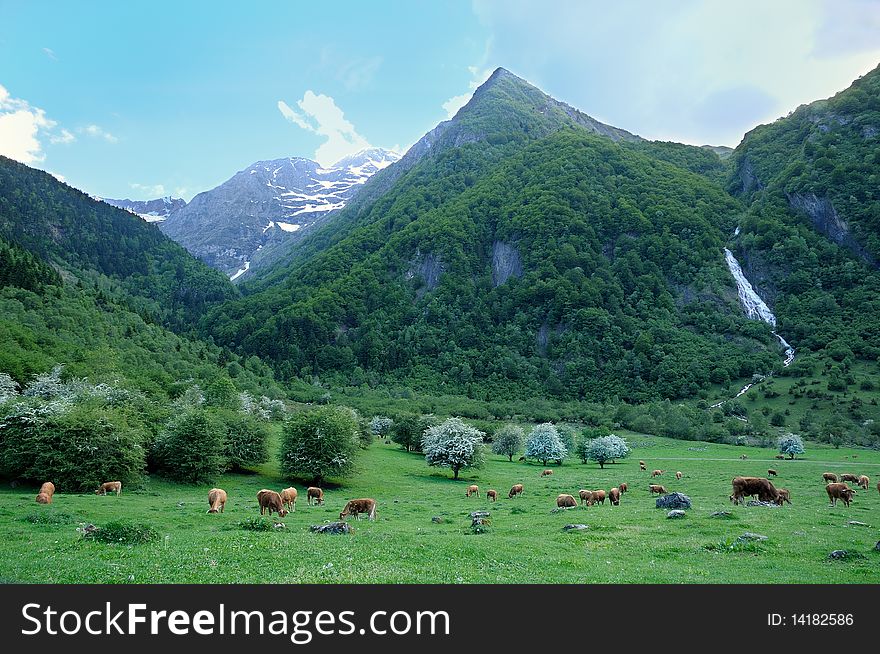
left=1, top=435, right=878, bottom=583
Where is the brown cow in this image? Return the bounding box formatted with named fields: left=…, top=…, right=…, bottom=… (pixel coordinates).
left=840, top=473, right=860, bottom=484
left=608, top=487, right=621, bottom=506
left=675, top=471, right=683, bottom=480
left=556, top=493, right=577, bottom=508
left=579, top=489, right=594, bottom=506
left=466, top=484, right=479, bottom=498
left=35, top=481, right=55, bottom=504
left=541, top=469, right=553, bottom=477
left=280, top=487, right=298, bottom=512
left=767, top=469, right=778, bottom=477
left=95, top=481, right=121, bottom=496
left=618, top=482, right=628, bottom=494
left=826, top=482, right=855, bottom=508
left=857, top=475, right=869, bottom=490
left=775, top=454, right=785, bottom=460
left=307, top=487, right=324, bottom=505
left=776, top=488, right=792, bottom=505
left=877, top=481, right=880, bottom=496
left=486, top=489, right=497, bottom=502
left=822, top=472, right=839, bottom=484
left=508, top=484, right=524, bottom=498
left=207, top=488, right=227, bottom=513
left=730, top=476, right=780, bottom=505
left=592, top=489, right=607, bottom=505
left=257, top=489, right=288, bottom=517
left=339, top=498, right=377, bottom=521
left=651, top=469, right=664, bottom=478
left=649, top=484, right=667, bottom=495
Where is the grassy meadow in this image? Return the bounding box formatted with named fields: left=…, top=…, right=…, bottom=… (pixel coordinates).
left=1, top=429, right=879, bottom=584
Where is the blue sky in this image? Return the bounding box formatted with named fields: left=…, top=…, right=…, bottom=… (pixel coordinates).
left=1, top=0, right=878, bottom=201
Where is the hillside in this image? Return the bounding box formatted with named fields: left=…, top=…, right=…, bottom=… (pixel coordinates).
left=205, top=70, right=778, bottom=402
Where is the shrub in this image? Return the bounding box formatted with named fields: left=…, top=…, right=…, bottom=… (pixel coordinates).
left=81, top=521, right=159, bottom=545
left=524, top=423, right=567, bottom=465
left=217, top=410, right=269, bottom=471
left=491, top=424, right=525, bottom=462
left=280, top=406, right=360, bottom=483
left=151, top=410, right=226, bottom=483
left=22, top=510, right=76, bottom=525
left=239, top=516, right=285, bottom=532
left=422, top=417, right=485, bottom=480
left=391, top=413, right=438, bottom=452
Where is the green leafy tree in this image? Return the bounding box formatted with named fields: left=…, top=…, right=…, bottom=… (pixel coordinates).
left=280, top=406, right=360, bottom=483
left=216, top=410, right=269, bottom=471
left=491, top=424, right=525, bottom=462
left=152, top=410, right=226, bottom=483
left=204, top=376, right=240, bottom=410
left=422, top=417, right=485, bottom=480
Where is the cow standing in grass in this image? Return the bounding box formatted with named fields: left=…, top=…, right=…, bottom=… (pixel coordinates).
left=35, top=482, right=54, bottom=504
left=340, top=498, right=377, bottom=521
left=207, top=488, right=227, bottom=513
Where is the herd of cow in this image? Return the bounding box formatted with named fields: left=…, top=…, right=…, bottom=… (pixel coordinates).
left=29, top=459, right=880, bottom=524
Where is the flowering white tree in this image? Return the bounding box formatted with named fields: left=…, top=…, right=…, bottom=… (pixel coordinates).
left=524, top=423, right=567, bottom=465
left=491, top=424, right=525, bottom=461
left=0, top=373, right=20, bottom=404
left=369, top=415, right=394, bottom=437
left=778, top=433, right=805, bottom=459
left=422, top=417, right=485, bottom=479
left=585, top=434, right=630, bottom=468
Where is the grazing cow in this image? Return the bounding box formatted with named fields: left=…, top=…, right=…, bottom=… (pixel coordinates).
left=466, top=484, right=479, bottom=498
left=508, top=484, right=524, bottom=498
left=840, top=473, right=860, bottom=484
left=740, top=454, right=748, bottom=460
left=35, top=481, right=55, bottom=504
left=822, top=472, right=839, bottom=484
left=651, top=469, right=664, bottom=478
left=579, top=489, right=594, bottom=506
left=767, top=469, right=778, bottom=477
left=541, top=469, right=553, bottom=477
left=618, top=482, right=628, bottom=494
left=556, top=494, right=577, bottom=508
left=207, top=488, right=227, bottom=513
left=339, top=498, right=377, bottom=521
left=675, top=471, right=683, bottom=480
left=775, top=454, right=785, bottom=460
left=280, top=487, right=298, bottom=512
left=257, top=489, right=288, bottom=517
left=639, top=461, right=647, bottom=471
left=608, top=487, right=620, bottom=506
left=486, top=489, right=497, bottom=502
left=649, top=484, right=667, bottom=495
left=826, top=482, right=855, bottom=508
left=877, top=481, right=880, bottom=496
left=95, top=481, right=122, bottom=496
left=776, top=488, right=792, bottom=505
left=592, top=489, right=607, bottom=505
left=730, top=476, right=780, bottom=505
left=857, top=475, right=869, bottom=490
left=307, top=487, right=324, bottom=505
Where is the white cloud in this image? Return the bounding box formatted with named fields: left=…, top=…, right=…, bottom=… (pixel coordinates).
left=42, top=47, right=58, bottom=61
left=50, top=128, right=75, bottom=144
left=130, top=182, right=166, bottom=196
left=441, top=66, right=494, bottom=119
left=79, top=124, right=118, bottom=143
left=0, top=84, right=56, bottom=164
left=50, top=171, right=66, bottom=183
left=277, top=91, right=371, bottom=166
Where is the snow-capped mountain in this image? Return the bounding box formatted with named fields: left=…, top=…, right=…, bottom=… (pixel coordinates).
left=101, top=196, right=186, bottom=223
left=159, top=148, right=400, bottom=279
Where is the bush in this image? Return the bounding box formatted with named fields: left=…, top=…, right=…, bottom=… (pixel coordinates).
left=81, top=521, right=159, bottom=545
left=422, top=417, right=485, bottom=480
left=22, top=510, right=76, bottom=525
left=0, top=400, right=146, bottom=491
left=151, top=410, right=226, bottom=483
left=524, top=423, right=567, bottom=465
left=391, top=413, right=438, bottom=452
left=217, top=410, right=269, bottom=471
left=491, top=424, right=525, bottom=461
left=280, top=406, right=360, bottom=483
left=239, top=516, right=285, bottom=532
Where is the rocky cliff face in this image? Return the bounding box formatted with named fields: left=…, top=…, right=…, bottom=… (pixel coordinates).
left=101, top=197, right=185, bottom=223
left=491, top=240, right=523, bottom=287
left=786, top=192, right=876, bottom=267
left=159, top=148, right=399, bottom=279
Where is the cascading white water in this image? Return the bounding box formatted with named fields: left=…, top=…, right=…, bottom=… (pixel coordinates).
left=723, top=247, right=795, bottom=367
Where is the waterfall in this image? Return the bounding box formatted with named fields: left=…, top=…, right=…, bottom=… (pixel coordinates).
left=722, top=248, right=795, bottom=367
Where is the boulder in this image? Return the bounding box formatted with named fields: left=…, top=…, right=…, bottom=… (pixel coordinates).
left=469, top=511, right=490, bottom=519
left=737, top=532, right=768, bottom=542
left=562, top=524, right=589, bottom=531
left=847, top=521, right=870, bottom=527
left=667, top=510, right=686, bottom=519
left=431, top=516, right=444, bottom=524
left=709, top=511, right=732, bottom=518
left=874, top=541, right=880, bottom=552
left=828, top=550, right=849, bottom=560
left=746, top=500, right=779, bottom=508
left=310, top=522, right=353, bottom=535
left=655, top=492, right=691, bottom=510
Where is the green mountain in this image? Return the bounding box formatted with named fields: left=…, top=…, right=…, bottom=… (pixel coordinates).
left=204, top=69, right=781, bottom=402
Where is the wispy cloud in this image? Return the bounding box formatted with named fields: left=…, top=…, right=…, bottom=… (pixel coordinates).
left=42, top=47, right=58, bottom=61
left=277, top=92, right=371, bottom=166
left=441, top=65, right=494, bottom=119
left=0, top=84, right=56, bottom=164
left=50, top=128, right=75, bottom=144
left=79, top=124, right=118, bottom=143
left=130, top=182, right=166, bottom=196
